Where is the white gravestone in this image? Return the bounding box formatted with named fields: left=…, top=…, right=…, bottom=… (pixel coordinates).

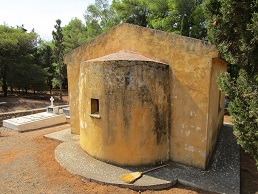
left=50, top=96, right=54, bottom=107
left=47, top=96, right=59, bottom=114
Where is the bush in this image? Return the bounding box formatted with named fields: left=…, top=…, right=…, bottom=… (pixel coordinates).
left=218, top=70, right=258, bottom=169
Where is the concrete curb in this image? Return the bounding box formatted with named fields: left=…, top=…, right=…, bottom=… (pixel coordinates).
left=46, top=125, right=240, bottom=193
left=55, top=141, right=177, bottom=191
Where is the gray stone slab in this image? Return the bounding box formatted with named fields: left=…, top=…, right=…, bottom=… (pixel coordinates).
left=49, top=125, right=240, bottom=193
left=55, top=141, right=176, bottom=190
left=44, top=128, right=79, bottom=142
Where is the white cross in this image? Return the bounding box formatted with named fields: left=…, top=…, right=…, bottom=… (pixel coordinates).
left=50, top=96, right=54, bottom=107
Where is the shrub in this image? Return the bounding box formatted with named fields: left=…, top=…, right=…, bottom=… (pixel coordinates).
left=218, top=70, right=258, bottom=168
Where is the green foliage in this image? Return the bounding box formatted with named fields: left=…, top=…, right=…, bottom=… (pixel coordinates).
left=218, top=71, right=258, bottom=167
left=52, top=19, right=64, bottom=62
left=52, top=19, right=65, bottom=101
left=11, top=62, right=48, bottom=91
left=204, top=0, right=258, bottom=73
left=36, top=40, right=55, bottom=92
left=63, top=18, right=88, bottom=54
left=0, top=25, right=48, bottom=95
left=84, top=0, right=119, bottom=41
left=147, top=0, right=170, bottom=29
left=51, top=78, right=59, bottom=89
left=157, top=0, right=206, bottom=38
left=51, top=63, right=59, bottom=89
left=59, top=0, right=207, bottom=50
left=112, top=0, right=206, bottom=39
left=205, top=0, right=258, bottom=168
left=112, top=0, right=149, bottom=27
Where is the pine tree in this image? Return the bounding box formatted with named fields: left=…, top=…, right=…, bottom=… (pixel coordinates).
left=52, top=19, right=65, bottom=102
left=0, top=25, right=47, bottom=96
left=204, top=0, right=258, bottom=168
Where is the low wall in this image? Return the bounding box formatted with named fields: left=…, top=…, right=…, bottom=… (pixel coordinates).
left=0, top=105, right=69, bottom=126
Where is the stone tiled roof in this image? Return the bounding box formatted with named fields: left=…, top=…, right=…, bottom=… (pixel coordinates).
left=86, top=50, right=166, bottom=65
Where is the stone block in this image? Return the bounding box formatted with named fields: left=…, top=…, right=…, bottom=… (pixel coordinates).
left=47, top=106, right=59, bottom=114
left=3, top=112, right=66, bottom=132
left=63, top=107, right=70, bottom=117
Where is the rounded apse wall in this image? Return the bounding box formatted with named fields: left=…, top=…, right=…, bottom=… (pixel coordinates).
left=79, top=59, right=170, bottom=166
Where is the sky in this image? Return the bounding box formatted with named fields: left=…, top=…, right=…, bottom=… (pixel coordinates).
left=0, top=0, right=111, bottom=40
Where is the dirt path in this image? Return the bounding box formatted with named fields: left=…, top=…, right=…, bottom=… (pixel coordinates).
left=0, top=124, right=211, bottom=194
left=0, top=94, right=69, bottom=113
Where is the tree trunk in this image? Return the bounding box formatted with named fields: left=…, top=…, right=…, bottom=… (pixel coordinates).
left=49, top=83, right=52, bottom=94
left=59, top=77, right=63, bottom=102
left=2, top=77, right=7, bottom=97
left=2, top=63, right=8, bottom=97
left=58, top=59, right=63, bottom=102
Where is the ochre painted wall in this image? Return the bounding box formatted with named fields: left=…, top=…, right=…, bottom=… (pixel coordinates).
left=206, top=58, right=228, bottom=164
left=79, top=59, right=170, bottom=166
left=64, top=23, right=226, bottom=169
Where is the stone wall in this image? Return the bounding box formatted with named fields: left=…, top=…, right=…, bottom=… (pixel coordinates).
left=206, top=58, right=228, bottom=164
left=79, top=56, right=170, bottom=166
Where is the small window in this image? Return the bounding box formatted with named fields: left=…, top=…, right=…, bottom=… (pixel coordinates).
left=91, top=99, right=99, bottom=114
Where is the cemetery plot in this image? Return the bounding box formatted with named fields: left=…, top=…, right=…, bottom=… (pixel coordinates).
left=3, top=112, right=66, bottom=132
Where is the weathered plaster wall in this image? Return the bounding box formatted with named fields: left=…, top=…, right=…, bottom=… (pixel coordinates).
left=64, top=23, right=223, bottom=169
left=206, top=58, right=228, bottom=163
left=79, top=59, right=170, bottom=166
